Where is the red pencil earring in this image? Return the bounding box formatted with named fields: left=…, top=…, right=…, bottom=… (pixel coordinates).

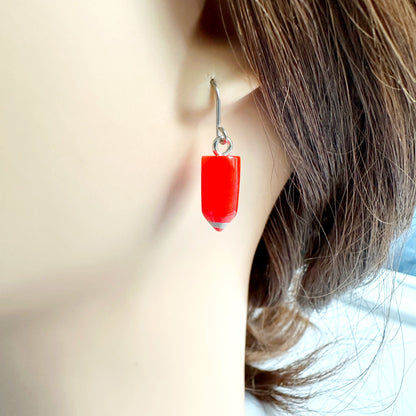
left=201, top=78, right=241, bottom=232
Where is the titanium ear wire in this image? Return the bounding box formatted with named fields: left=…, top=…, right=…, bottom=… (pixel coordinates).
left=210, top=78, right=233, bottom=155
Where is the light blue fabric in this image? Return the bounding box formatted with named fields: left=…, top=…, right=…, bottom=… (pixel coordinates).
left=387, top=210, right=416, bottom=276
left=245, top=392, right=270, bottom=416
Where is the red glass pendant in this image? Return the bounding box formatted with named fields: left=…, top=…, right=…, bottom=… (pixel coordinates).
left=201, top=155, right=241, bottom=231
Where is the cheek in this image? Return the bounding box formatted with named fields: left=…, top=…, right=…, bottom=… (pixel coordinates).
left=0, top=1, right=185, bottom=305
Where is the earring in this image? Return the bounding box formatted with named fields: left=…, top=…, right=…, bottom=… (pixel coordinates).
left=201, top=77, right=241, bottom=232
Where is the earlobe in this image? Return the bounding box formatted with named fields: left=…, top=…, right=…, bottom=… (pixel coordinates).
left=173, top=0, right=259, bottom=124
left=175, top=36, right=260, bottom=125
left=207, top=71, right=260, bottom=109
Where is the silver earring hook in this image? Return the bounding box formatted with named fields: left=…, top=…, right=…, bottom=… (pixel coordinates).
left=210, top=77, right=233, bottom=156
left=210, top=77, right=222, bottom=139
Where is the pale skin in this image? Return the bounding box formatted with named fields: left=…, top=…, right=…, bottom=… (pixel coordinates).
left=0, top=1, right=292, bottom=415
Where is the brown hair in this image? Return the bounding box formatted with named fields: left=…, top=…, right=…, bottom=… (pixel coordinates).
left=199, top=0, right=416, bottom=413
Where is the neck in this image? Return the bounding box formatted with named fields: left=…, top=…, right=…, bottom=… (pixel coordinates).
left=0, top=223, right=252, bottom=416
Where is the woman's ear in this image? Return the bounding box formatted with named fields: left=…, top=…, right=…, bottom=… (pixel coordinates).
left=175, top=0, right=259, bottom=124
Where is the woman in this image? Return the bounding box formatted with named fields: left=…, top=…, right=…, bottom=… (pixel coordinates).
left=0, top=0, right=415, bottom=415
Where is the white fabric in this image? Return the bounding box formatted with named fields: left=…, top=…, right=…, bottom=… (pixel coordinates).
left=245, top=392, right=270, bottom=416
